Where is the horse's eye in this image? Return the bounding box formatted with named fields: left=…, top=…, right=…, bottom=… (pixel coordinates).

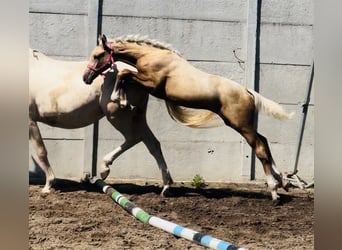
left=94, top=52, right=105, bottom=60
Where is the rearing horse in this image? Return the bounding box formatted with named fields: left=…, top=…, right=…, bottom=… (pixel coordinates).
left=83, top=34, right=294, bottom=201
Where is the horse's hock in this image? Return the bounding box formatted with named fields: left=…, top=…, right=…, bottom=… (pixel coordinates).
left=29, top=0, right=313, bottom=188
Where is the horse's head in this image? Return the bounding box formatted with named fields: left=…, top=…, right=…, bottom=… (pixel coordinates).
left=83, top=34, right=114, bottom=84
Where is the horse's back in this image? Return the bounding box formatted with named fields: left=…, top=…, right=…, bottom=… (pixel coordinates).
left=29, top=49, right=104, bottom=128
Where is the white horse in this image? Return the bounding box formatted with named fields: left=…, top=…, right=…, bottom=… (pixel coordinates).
left=29, top=48, right=173, bottom=193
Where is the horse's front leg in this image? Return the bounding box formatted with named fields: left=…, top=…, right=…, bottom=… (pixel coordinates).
left=29, top=119, right=55, bottom=193
left=110, top=69, right=133, bottom=102
left=100, top=138, right=141, bottom=179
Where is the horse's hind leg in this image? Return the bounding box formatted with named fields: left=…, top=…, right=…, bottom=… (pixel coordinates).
left=240, top=128, right=284, bottom=201
left=29, top=119, right=55, bottom=193
left=220, top=93, right=285, bottom=201
left=141, top=125, right=174, bottom=196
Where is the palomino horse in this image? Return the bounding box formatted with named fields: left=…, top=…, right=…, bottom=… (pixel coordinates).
left=29, top=48, right=173, bottom=194
left=83, top=35, right=295, bottom=201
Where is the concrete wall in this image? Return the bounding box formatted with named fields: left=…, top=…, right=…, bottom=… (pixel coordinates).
left=256, top=0, right=314, bottom=180
left=29, top=0, right=314, bottom=184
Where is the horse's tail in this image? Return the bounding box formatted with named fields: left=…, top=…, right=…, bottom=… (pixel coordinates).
left=165, top=101, right=223, bottom=128
left=247, top=89, right=294, bottom=120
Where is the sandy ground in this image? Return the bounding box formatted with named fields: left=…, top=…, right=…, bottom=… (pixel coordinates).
left=29, top=179, right=314, bottom=250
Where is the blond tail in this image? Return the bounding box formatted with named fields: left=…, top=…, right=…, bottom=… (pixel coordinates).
left=165, top=101, right=223, bottom=128
left=247, top=89, right=294, bottom=120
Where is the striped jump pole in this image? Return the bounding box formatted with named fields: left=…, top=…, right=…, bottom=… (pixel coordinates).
left=90, top=177, right=247, bottom=250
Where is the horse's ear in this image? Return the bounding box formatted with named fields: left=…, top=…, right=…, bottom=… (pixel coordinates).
left=101, top=34, right=107, bottom=45
left=102, top=35, right=112, bottom=53
left=98, top=34, right=108, bottom=45
left=98, top=35, right=103, bottom=45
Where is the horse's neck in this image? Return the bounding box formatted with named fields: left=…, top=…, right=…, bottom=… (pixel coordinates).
left=29, top=50, right=67, bottom=67
left=113, top=42, right=149, bottom=66
left=114, top=53, right=137, bottom=67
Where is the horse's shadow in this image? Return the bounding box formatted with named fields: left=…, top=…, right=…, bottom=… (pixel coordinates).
left=29, top=173, right=293, bottom=204
left=29, top=173, right=99, bottom=193
left=162, top=185, right=293, bottom=205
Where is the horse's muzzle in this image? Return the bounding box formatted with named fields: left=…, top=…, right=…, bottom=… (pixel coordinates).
left=83, top=71, right=96, bottom=85
left=84, top=77, right=93, bottom=85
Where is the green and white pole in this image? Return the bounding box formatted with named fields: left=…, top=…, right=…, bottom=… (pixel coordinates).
left=90, top=177, right=247, bottom=250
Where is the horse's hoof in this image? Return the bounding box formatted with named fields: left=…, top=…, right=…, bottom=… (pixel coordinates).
left=272, top=198, right=282, bottom=206
left=160, top=185, right=171, bottom=197
left=41, top=186, right=53, bottom=193
left=41, top=188, right=51, bottom=194
left=100, top=168, right=110, bottom=180
left=81, top=173, right=91, bottom=183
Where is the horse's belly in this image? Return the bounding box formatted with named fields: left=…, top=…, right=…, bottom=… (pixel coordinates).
left=39, top=109, right=103, bottom=129
left=36, top=97, right=103, bottom=128
left=164, top=79, right=220, bottom=110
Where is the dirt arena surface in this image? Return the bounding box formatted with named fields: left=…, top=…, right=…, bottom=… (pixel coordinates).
left=29, top=179, right=314, bottom=250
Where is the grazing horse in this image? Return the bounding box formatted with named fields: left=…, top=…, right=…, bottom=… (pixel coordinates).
left=29, top=48, right=173, bottom=194
left=83, top=35, right=294, bottom=201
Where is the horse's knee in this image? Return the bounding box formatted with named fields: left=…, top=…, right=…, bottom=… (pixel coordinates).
left=106, top=102, right=119, bottom=115
left=36, top=147, right=48, bottom=161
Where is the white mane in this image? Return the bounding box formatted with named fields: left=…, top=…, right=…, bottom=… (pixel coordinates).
left=111, top=34, right=182, bottom=56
